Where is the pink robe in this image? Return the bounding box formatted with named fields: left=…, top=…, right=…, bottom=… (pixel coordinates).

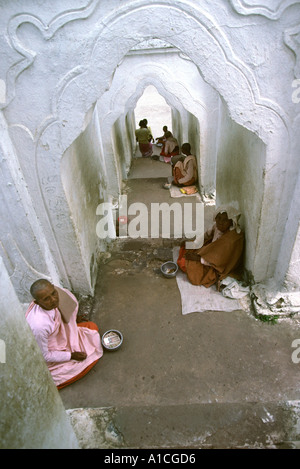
left=25, top=289, right=103, bottom=387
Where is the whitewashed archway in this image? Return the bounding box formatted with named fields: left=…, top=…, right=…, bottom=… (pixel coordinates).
left=98, top=59, right=214, bottom=195
left=7, top=0, right=290, bottom=292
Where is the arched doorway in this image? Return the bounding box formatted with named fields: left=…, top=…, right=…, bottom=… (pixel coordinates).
left=134, top=85, right=172, bottom=143
left=29, top=1, right=288, bottom=293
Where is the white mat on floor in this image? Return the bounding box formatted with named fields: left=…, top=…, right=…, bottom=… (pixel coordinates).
left=167, top=177, right=202, bottom=199
left=172, top=246, right=242, bottom=315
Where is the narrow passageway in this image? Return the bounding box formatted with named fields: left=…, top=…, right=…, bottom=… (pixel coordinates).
left=59, top=90, right=300, bottom=448
left=60, top=154, right=300, bottom=449
left=2, top=1, right=300, bottom=450
left=46, top=55, right=299, bottom=449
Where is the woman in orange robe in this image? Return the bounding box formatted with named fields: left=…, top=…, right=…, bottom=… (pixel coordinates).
left=177, top=206, right=244, bottom=288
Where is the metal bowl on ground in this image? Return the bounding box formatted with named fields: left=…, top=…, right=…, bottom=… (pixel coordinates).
left=102, top=329, right=123, bottom=351
left=160, top=261, right=178, bottom=278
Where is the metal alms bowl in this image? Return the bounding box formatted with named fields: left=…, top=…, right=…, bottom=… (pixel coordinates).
left=160, top=261, right=178, bottom=278
left=102, top=329, right=123, bottom=351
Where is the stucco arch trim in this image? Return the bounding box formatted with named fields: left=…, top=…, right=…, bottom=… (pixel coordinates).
left=98, top=60, right=211, bottom=194
left=230, top=0, right=300, bottom=20
left=91, top=0, right=288, bottom=136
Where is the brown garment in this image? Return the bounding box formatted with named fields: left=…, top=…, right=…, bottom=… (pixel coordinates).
left=173, top=166, right=195, bottom=186
left=174, top=155, right=197, bottom=185
left=183, top=229, right=244, bottom=287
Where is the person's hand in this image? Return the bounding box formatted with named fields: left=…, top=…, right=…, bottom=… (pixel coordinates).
left=71, top=351, right=87, bottom=361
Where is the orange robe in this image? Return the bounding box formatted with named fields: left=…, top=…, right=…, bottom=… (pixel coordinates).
left=177, top=228, right=244, bottom=287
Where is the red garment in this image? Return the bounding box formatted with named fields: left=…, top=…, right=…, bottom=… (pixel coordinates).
left=177, top=244, right=187, bottom=272
left=160, top=139, right=179, bottom=163
left=139, top=142, right=153, bottom=157
left=160, top=148, right=179, bottom=158
left=173, top=167, right=195, bottom=186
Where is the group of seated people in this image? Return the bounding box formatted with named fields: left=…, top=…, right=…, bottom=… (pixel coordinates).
left=146, top=124, right=198, bottom=189
left=25, top=123, right=244, bottom=392
left=148, top=125, right=244, bottom=288
left=135, top=121, right=181, bottom=164
left=25, top=204, right=244, bottom=390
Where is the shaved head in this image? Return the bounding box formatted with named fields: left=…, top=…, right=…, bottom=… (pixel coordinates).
left=30, top=279, right=52, bottom=299
left=181, top=143, right=191, bottom=155
left=30, top=279, right=59, bottom=311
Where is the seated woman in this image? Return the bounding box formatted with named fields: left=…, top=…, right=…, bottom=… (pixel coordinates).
left=163, top=143, right=197, bottom=190
left=160, top=131, right=180, bottom=163
left=26, top=280, right=103, bottom=389
left=135, top=120, right=153, bottom=157
left=177, top=206, right=244, bottom=288
left=172, top=142, right=197, bottom=186
left=156, top=125, right=168, bottom=145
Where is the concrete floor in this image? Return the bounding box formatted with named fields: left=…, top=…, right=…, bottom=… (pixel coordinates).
left=60, top=156, right=300, bottom=449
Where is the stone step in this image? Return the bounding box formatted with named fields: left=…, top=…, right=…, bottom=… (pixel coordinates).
left=114, top=236, right=179, bottom=254
left=67, top=400, right=300, bottom=449
left=99, top=237, right=180, bottom=267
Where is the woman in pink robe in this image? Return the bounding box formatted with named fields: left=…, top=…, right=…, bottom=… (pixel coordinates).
left=25, top=280, right=103, bottom=389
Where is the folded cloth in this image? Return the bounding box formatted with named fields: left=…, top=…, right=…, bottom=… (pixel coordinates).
left=170, top=184, right=201, bottom=199
left=220, top=277, right=250, bottom=299
left=180, top=185, right=198, bottom=195
left=164, top=156, right=172, bottom=163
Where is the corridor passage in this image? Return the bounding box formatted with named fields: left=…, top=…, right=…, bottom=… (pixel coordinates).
left=2, top=0, right=300, bottom=450
left=59, top=156, right=300, bottom=449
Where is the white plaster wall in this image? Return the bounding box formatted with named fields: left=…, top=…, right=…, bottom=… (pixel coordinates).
left=0, top=111, right=60, bottom=302
left=285, top=223, right=300, bottom=289
left=171, top=108, right=183, bottom=148
left=112, top=117, right=129, bottom=181
left=0, top=0, right=299, bottom=297
left=187, top=111, right=201, bottom=173
left=61, top=106, right=108, bottom=291
left=0, top=257, right=79, bottom=449
left=276, top=157, right=300, bottom=290
left=216, top=99, right=266, bottom=277
left=126, top=110, right=139, bottom=155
